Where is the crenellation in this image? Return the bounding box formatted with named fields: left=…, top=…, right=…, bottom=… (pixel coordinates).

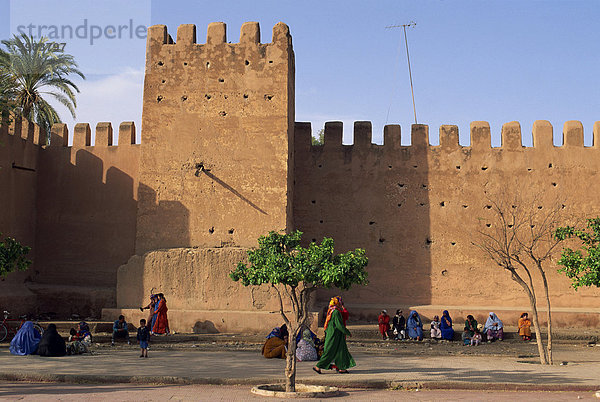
left=383, top=124, right=401, bottom=149
left=207, top=22, right=227, bottom=45
left=73, top=123, right=91, bottom=147
left=563, top=120, right=584, bottom=147
left=411, top=124, right=429, bottom=149
left=470, top=121, right=491, bottom=150
left=439, top=125, right=459, bottom=150
left=532, top=120, right=553, bottom=148
left=95, top=122, right=113, bottom=146
left=50, top=123, right=68, bottom=147
left=240, top=22, right=260, bottom=44
left=119, top=122, right=136, bottom=145
left=294, top=122, right=312, bottom=153
left=353, top=121, right=372, bottom=148
left=324, top=121, right=343, bottom=148
left=595, top=121, right=600, bottom=148
left=272, top=22, right=291, bottom=47
left=176, top=24, right=196, bottom=45
left=501, top=121, right=522, bottom=149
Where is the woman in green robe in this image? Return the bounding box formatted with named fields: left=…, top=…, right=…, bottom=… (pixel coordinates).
left=313, top=296, right=355, bottom=374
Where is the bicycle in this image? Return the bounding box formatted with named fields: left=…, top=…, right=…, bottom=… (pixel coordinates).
left=0, top=311, right=44, bottom=342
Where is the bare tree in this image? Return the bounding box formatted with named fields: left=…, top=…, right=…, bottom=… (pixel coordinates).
left=473, top=192, right=567, bottom=365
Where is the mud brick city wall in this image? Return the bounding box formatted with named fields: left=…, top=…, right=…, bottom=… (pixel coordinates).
left=135, top=22, right=295, bottom=254
left=294, top=120, right=600, bottom=325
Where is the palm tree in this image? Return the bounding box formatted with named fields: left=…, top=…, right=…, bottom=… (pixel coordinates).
left=0, top=34, right=84, bottom=139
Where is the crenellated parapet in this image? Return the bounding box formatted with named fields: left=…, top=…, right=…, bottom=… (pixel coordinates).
left=47, top=121, right=138, bottom=148
left=0, top=115, right=47, bottom=146
left=295, top=120, right=600, bottom=154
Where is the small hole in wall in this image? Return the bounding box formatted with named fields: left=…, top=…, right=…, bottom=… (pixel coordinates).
left=397, top=203, right=402, bottom=207
left=485, top=205, right=492, bottom=209
left=161, top=79, right=166, bottom=83
left=419, top=203, right=426, bottom=206
left=398, top=183, right=405, bottom=188
left=183, top=62, right=188, bottom=66
left=486, top=223, right=491, bottom=228
left=425, top=238, right=433, bottom=245
left=228, top=228, right=234, bottom=234
left=508, top=224, right=514, bottom=228
left=208, top=227, right=215, bottom=234
left=440, top=201, right=445, bottom=207
left=379, top=238, right=386, bottom=243
left=512, top=205, right=517, bottom=209
left=219, top=111, right=227, bottom=116
left=538, top=206, right=543, bottom=209
left=268, top=60, right=273, bottom=63
left=156, top=95, right=163, bottom=103
left=481, top=166, right=488, bottom=171
left=243, top=94, right=248, bottom=99
left=206, top=62, right=210, bottom=68
left=388, top=165, right=392, bottom=169
left=205, top=94, right=211, bottom=100
left=311, top=200, right=316, bottom=204
left=157, top=61, right=164, bottom=66
left=462, top=205, right=468, bottom=209
left=318, top=164, right=322, bottom=168
left=561, top=204, right=566, bottom=209
left=548, top=163, right=553, bottom=168
left=530, top=225, right=535, bottom=228
left=413, top=165, right=418, bottom=169
left=181, top=95, right=188, bottom=101
left=369, top=221, right=375, bottom=225
left=527, top=168, right=532, bottom=172
left=456, top=165, right=461, bottom=170
left=441, top=269, right=448, bottom=276
left=451, top=242, right=456, bottom=246
left=264, top=94, right=274, bottom=101
left=552, top=182, right=557, bottom=187
left=218, top=78, right=224, bottom=82
left=224, top=95, right=228, bottom=99
left=319, top=220, right=323, bottom=224
left=422, top=184, right=427, bottom=188
left=245, top=60, right=250, bottom=65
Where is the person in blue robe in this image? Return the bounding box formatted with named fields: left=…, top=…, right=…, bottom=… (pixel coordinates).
left=9, top=321, right=41, bottom=355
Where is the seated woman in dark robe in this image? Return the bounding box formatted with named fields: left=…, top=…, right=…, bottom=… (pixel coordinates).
left=38, top=323, right=66, bottom=357
left=262, top=324, right=288, bottom=359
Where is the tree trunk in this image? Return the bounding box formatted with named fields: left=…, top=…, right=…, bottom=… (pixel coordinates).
left=285, top=327, right=297, bottom=392
left=510, top=270, right=548, bottom=364
left=527, top=293, right=548, bottom=365
left=540, top=269, right=553, bottom=364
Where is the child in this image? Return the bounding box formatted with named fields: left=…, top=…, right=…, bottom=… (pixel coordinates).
left=430, top=315, right=442, bottom=339
left=137, top=319, right=150, bottom=358
left=471, top=329, right=482, bottom=346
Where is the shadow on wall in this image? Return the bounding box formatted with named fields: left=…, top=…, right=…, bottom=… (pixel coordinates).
left=193, top=320, right=219, bottom=334
left=293, top=122, right=432, bottom=322
left=30, top=143, right=190, bottom=318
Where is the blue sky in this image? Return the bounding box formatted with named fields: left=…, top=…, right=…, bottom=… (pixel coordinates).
left=2, top=0, right=599, bottom=146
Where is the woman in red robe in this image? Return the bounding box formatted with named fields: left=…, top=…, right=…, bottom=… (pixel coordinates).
left=152, top=293, right=170, bottom=335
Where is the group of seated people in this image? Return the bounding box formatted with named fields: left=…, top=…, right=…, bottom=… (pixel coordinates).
left=379, top=310, right=533, bottom=344
left=9, top=321, right=92, bottom=356
left=262, top=324, right=324, bottom=361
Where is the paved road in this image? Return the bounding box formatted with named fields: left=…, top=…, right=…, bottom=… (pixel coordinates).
left=0, top=347, right=599, bottom=390
left=0, top=382, right=598, bottom=401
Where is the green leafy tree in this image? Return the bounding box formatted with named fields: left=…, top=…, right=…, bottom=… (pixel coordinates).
left=0, top=34, right=85, bottom=139
left=0, top=234, right=32, bottom=277
left=230, top=230, right=368, bottom=392
left=555, top=217, right=600, bottom=289
left=311, top=128, right=324, bottom=145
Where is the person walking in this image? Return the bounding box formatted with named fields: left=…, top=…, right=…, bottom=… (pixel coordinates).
left=313, top=296, right=355, bottom=374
